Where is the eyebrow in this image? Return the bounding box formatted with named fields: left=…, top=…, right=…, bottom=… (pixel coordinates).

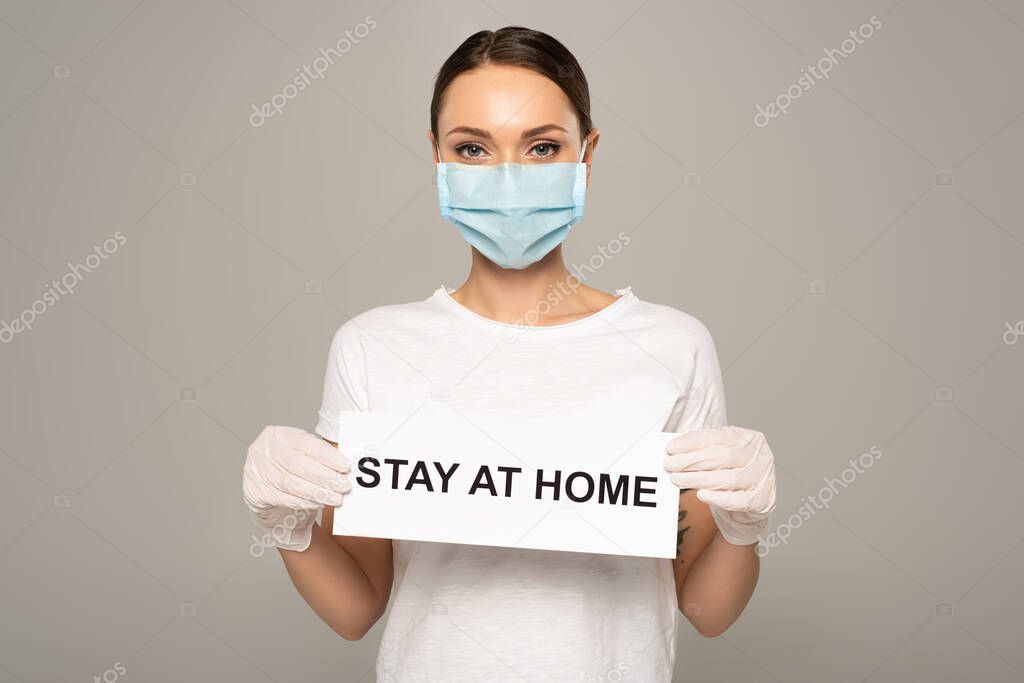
left=445, top=124, right=570, bottom=139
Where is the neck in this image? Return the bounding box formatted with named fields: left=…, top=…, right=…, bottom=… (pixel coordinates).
left=450, top=247, right=584, bottom=324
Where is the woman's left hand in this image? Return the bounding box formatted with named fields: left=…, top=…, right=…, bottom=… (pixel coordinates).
left=664, top=426, right=777, bottom=546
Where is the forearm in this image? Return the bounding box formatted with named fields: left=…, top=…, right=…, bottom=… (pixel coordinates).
left=279, top=519, right=388, bottom=640
left=679, top=532, right=760, bottom=637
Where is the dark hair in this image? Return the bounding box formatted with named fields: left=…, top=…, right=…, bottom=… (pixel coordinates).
left=430, top=26, right=592, bottom=141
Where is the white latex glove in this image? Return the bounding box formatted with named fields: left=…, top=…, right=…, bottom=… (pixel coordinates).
left=243, top=425, right=351, bottom=552
left=664, top=426, right=777, bottom=546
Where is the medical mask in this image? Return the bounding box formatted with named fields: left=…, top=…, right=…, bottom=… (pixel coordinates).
left=435, top=140, right=588, bottom=270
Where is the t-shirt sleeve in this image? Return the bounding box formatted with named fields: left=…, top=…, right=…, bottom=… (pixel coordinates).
left=673, top=319, right=728, bottom=434
left=314, top=321, right=369, bottom=442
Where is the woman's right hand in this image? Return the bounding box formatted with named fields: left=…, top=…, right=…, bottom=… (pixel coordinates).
left=242, top=425, right=352, bottom=552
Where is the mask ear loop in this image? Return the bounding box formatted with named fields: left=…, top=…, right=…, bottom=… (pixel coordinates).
left=570, top=135, right=589, bottom=213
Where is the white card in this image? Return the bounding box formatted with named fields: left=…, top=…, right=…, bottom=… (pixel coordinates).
left=331, top=407, right=681, bottom=559
left=327, top=405, right=679, bottom=561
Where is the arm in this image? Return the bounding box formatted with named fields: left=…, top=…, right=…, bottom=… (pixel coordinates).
left=275, top=317, right=395, bottom=639
left=278, top=438, right=394, bottom=641
left=666, top=319, right=773, bottom=636
left=672, top=489, right=759, bottom=637
left=673, top=487, right=759, bottom=636
left=667, top=427, right=776, bottom=637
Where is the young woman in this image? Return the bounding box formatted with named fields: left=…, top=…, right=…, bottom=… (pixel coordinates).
left=242, top=26, right=777, bottom=682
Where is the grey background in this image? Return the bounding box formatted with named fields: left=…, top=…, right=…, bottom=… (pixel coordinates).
left=0, top=0, right=1022, bottom=681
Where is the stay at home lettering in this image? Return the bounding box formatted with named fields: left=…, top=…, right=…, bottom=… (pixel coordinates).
left=356, top=457, right=658, bottom=507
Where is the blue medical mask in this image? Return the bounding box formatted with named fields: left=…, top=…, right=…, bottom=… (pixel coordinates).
left=435, top=140, right=588, bottom=270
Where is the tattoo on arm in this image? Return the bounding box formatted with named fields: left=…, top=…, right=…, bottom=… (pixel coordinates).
left=676, top=489, right=692, bottom=561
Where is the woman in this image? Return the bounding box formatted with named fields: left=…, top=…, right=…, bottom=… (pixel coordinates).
left=242, top=26, right=776, bottom=682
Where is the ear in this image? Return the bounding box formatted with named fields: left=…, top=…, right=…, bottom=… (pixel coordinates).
left=584, top=128, right=599, bottom=188
left=428, top=130, right=440, bottom=164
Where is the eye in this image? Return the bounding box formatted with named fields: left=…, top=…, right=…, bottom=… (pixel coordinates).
left=528, top=142, right=562, bottom=158
left=455, top=143, right=488, bottom=159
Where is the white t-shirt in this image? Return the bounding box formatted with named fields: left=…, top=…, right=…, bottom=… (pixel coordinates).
left=315, top=286, right=727, bottom=682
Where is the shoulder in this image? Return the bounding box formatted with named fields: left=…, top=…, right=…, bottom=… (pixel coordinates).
left=328, top=293, right=450, bottom=351
left=624, top=298, right=718, bottom=352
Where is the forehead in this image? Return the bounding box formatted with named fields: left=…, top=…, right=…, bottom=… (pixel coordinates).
left=437, top=64, right=577, bottom=135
